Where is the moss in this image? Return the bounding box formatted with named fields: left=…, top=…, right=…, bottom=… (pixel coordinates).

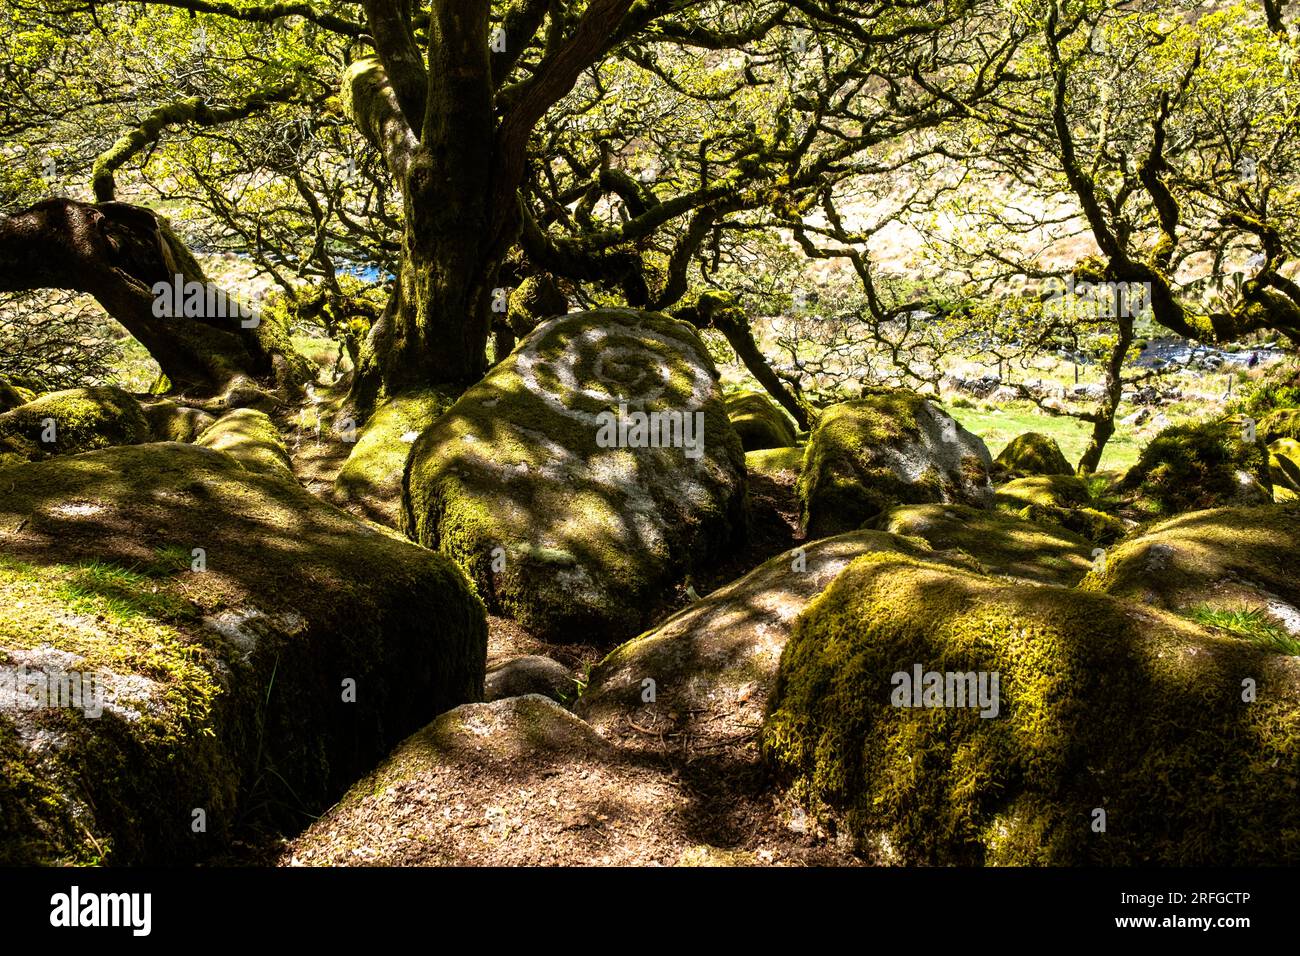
left=142, top=400, right=216, bottom=443
left=506, top=275, right=568, bottom=338
left=994, top=432, right=1073, bottom=477
left=874, top=503, right=1095, bottom=586
left=1259, top=407, right=1300, bottom=443
left=1270, top=438, right=1300, bottom=502
left=1081, top=503, right=1300, bottom=627
left=746, top=445, right=804, bottom=481
left=403, top=308, right=746, bottom=644
left=1119, top=416, right=1271, bottom=516
left=334, top=389, right=455, bottom=528
left=763, top=551, right=1300, bottom=864
left=798, top=391, right=993, bottom=538
left=993, top=476, right=1127, bottom=545
left=195, top=408, right=292, bottom=478
left=0, top=376, right=33, bottom=412
left=725, top=390, right=798, bottom=451
left=0, top=386, right=150, bottom=460
left=0, top=442, right=486, bottom=864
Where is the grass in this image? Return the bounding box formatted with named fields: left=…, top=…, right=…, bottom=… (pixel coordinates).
left=947, top=401, right=1144, bottom=472
left=1188, top=606, right=1300, bottom=656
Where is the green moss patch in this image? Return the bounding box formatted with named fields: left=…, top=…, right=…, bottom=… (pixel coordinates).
left=994, top=431, right=1073, bottom=476
left=1270, top=438, right=1300, bottom=502
left=1118, top=417, right=1271, bottom=516
left=0, top=386, right=150, bottom=460
left=726, top=390, right=798, bottom=451
left=763, top=552, right=1300, bottom=864
left=195, top=408, right=293, bottom=477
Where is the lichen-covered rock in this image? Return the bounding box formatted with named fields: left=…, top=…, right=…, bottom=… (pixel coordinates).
left=874, top=503, right=1095, bottom=586
left=404, top=308, right=746, bottom=643
left=1259, top=407, right=1300, bottom=443
left=0, top=386, right=150, bottom=460
left=0, top=442, right=486, bottom=864
left=141, top=400, right=217, bottom=443
left=578, top=531, right=978, bottom=754
left=1118, top=417, right=1271, bottom=515
left=994, top=475, right=1128, bottom=546
left=1081, top=503, right=1300, bottom=639
left=195, top=408, right=292, bottom=478
left=726, top=390, right=798, bottom=451
left=994, top=432, right=1073, bottom=476
left=484, top=655, right=575, bottom=704
left=763, top=551, right=1300, bottom=865
left=1271, top=438, right=1300, bottom=502
left=798, top=391, right=993, bottom=538
left=333, top=389, right=454, bottom=528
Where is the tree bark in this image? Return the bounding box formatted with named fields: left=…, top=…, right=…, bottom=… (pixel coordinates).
left=0, top=199, right=309, bottom=396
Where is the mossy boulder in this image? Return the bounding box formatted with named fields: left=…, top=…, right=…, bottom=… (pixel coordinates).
left=1270, top=438, right=1300, bottom=502
left=875, top=503, right=1095, bottom=586
left=195, top=408, right=293, bottom=478
left=333, top=389, right=455, bottom=528
left=141, top=400, right=217, bottom=443
left=578, top=531, right=978, bottom=754
left=0, top=376, right=35, bottom=413
left=994, top=432, right=1073, bottom=477
left=763, top=551, right=1300, bottom=864
left=1258, top=407, right=1300, bottom=443
left=0, top=442, right=486, bottom=864
left=798, top=391, right=993, bottom=539
left=1118, top=417, right=1271, bottom=515
left=994, top=475, right=1127, bottom=546
left=0, top=386, right=150, bottom=460
left=1081, top=503, right=1300, bottom=640
left=746, top=445, right=804, bottom=481
left=726, top=390, right=798, bottom=451
left=404, top=308, right=746, bottom=644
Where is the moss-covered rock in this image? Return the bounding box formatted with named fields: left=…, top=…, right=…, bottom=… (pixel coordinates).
left=746, top=445, right=804, bottom=481
left=994, top=431, right=1073, bottom=476
left=1081, top=504, right=1300, bottom=642
left=1270, top=438, right=1300, bottom=502
left=1118, top=417, right=1271, bottom=515
left=0, top=376, right=35, bottom=413
left=333, top=389, right=455, bottom=528
left=195, top=408, right=293, bottom=478
left=763, top=552, right=1300, bottom=864
left=404, top=308, right=746, bottom=643
left=993, top=475, right=1128, bottom=546
left=0, top=386, right=150, bottom=460
left=0, top=442, right=486, bottom=864
left=484, top=655, right=575, bottom=704
left=798, top=391, right=993, bottom=539
left=141, top=400, right=217, bottom=443
left=1260, top=407, right=1300, bottom=444
left=578, top=531, right=979, bottom=753
left=726, top=390, right=798, bottom=451
left=875, top=503, right=1095, bottom=586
